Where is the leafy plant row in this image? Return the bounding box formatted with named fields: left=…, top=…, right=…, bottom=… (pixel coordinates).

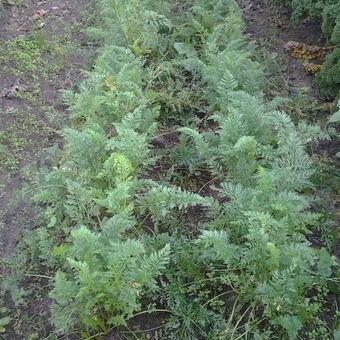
left=6, top=0, right=337, bottom=338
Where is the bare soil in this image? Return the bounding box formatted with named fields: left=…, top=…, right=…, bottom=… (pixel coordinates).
left=0, top=0, right=93, bottom=258
left=0, top=1, right=93, bottom=337
left=237, top=0, right=327, bottom=97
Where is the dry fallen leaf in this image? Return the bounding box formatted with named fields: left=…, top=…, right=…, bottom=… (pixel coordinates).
left=284, top=40, right=334, bottom=61
left=303, top=61, right=323, bottom=74
left=323, top=102, right=335, bottom=112
left=33, top=9, right=48, bottom=20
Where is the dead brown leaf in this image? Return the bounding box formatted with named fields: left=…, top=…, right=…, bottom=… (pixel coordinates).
left=33, top=9, right=48, bottom=20
left=284, top=40, right=334, bottom=61
left=323, top=102, right=335, bottom=112
left=303, top=61, right=323, bottom=74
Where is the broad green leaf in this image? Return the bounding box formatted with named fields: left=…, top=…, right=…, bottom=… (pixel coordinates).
left=334, top=330, right=340, bottom=340
left=48, top=215, right=57, bottom=228
left=0, top=316, right=11, bottom=326
left=329, top=110, right=340, bottom=123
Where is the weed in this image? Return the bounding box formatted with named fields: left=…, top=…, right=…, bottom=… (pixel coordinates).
left=0, top=109, right=53, bottom=171
left=0, top=299, right=11, bottom=334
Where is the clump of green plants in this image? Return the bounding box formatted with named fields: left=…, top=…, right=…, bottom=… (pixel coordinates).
left=0, top=35, right=46, bottom=102
left=0, top=108, right=53, bottom=171
left=50, top=228, right=170, bottom=334
left=0, top=282, right=11, bottom=335
left=0, top=33, right=76, bottom=104
left=0, top=36, right=46, bottom=77
left=5, top=0, right=338, bottom=338
left=0, top=300, right=11, bottom=334
left=316, top=48, right=340, bottom=99
left=287, top=0, right=340, bottom=38
left=0, top=255, right=12, bottom=335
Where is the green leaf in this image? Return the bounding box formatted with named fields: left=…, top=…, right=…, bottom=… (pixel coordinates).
left=52, top=244, right=69, bottom=257
left=317, top=248, right=333, bottom=278
left=173, top=42, right=197, bottom=58
left=267, top=242, right=280, bottom=265
left=0, top=307, right=8, bottom=314
left=328, top=109, right=340, bottom=123
left=48, top=215, right=57, bottom=228
left=276, top=315, right=302, bottom=339
left=0, top=316, right=11, bottom=332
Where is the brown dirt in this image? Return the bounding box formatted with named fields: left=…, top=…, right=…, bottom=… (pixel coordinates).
left=236, top=0, right=327, bottom=98
left=0, top=0, right=93, bottom=339
left=0, top=1, right=93, bottom=337
left=0, top=0, right=93, bottom=258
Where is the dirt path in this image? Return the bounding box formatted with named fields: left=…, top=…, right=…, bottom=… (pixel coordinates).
left=0, top=0, right=93, bottom=259
left=0, top=1, right=95, bottom=337
left=237, top=0, right=328, bottom=99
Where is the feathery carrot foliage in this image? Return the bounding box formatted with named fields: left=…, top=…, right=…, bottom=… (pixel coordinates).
left=4, top=0, right=338, bottom=339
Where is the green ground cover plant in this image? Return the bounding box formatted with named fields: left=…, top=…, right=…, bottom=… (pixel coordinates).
left=4, top=0, right=338, bottom=339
